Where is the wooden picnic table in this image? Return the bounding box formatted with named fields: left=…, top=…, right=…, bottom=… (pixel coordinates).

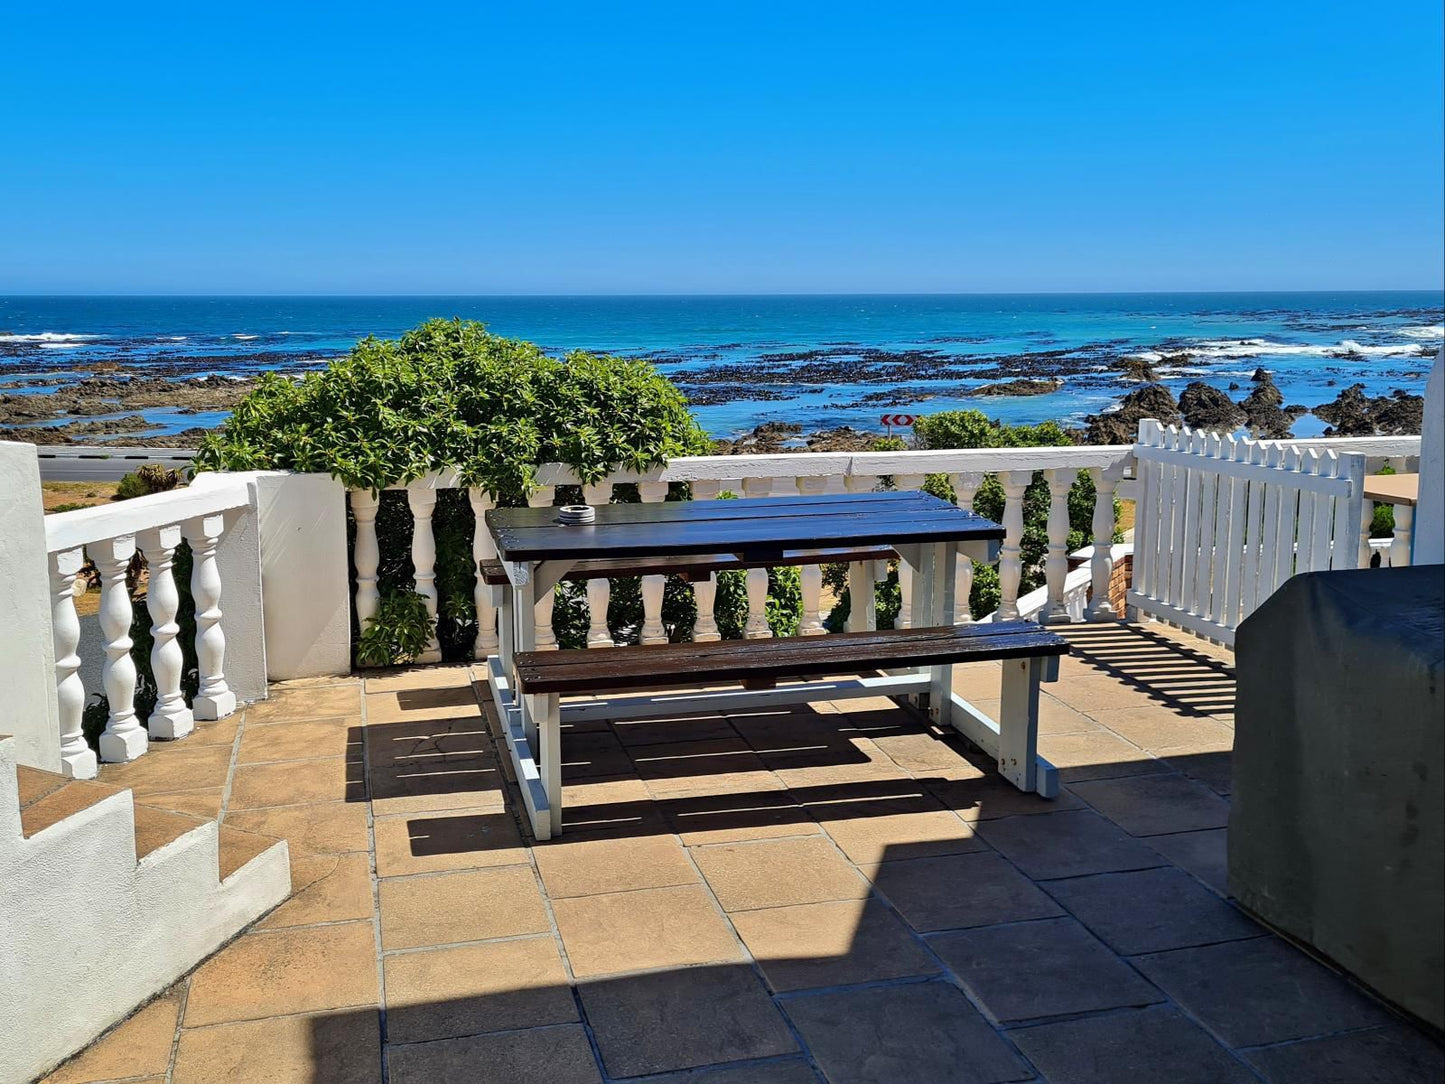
left=481, top=490, right=1058, bottom=839
left=1363, top=473, right=1419, bottom=508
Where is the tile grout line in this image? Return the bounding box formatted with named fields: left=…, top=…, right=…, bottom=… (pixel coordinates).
left=357, top=680, right=392, bottom=1084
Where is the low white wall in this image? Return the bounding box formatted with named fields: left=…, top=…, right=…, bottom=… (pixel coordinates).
left=0, top=443, right=60, bottom=772
left=255, top=472, right=351, bottom=679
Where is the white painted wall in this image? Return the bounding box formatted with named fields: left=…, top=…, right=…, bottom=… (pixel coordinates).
left=1414, top=349, right=1443, bottom=565
left=0, top=735, right=290, bottom=1084
left=0, top=443, right=61, bottom=772
left=255, top=472, right=351, bottom=678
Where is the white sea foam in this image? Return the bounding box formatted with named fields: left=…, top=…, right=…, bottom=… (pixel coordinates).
left=1174, top=337, right=1429, bottom=360
left=0, top=332, right=101, bottom=343
left=233, top=333, right=259, bottom=340
left=1398, top=324, right=1444, bottom=340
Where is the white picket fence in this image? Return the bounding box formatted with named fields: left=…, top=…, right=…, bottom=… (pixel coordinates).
left=1129, top=420, right=1392, bottom=646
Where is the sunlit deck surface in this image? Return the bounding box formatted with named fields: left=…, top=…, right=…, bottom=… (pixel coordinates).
left=48, top=622, right=1443, bottom=1084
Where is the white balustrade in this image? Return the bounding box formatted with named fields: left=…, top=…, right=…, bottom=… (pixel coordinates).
left=581, top=482, right=615, bottom=646
left=95, top=534, right=146, bottom=763
left=740, top=478, right=774, bottom=638
left=638, top=481, right=670, bottom=644
left=843, top=475, right=877, bottom=633
left=995, top=471, right=1031, bottom=621
left=49, top=548, right=95, bottom=779
left=469, top=488, right=499, bottom=658
left=893, top=474, right=927, bottom=628
left=1039, top=468, right=1077, bottom=625
left=185, top=514, right=237, bottom=721
left=406, top=486, right=444, bottom=663
left=139, top=524, right=194, bottom=740
left=350, top=488, right=381, bottom=637
left=691, top=479, right=722, bottom=641
left=1391, top=504, right=1415, bottom=567
left=526, top=486, right=558, bottom=650
left=1085, top=465, right=1122, bottom=621
left=949, top=472, right=982, bottom=623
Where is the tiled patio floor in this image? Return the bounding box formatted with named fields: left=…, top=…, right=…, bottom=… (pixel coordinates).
left=47, top=622, right=1443, bottom=1083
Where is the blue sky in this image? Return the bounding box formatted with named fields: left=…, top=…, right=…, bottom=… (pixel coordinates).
left=2, top=2, right=1441, bottom=294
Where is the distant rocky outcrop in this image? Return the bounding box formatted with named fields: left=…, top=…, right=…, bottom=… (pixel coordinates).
left=1240, top=369, right=1299, bottom=439
left=968, top=378, right=1063, bottom=397
left=1079, top=383, right=1182, bottom=444
left=1179, top=381, right=1246, bottom=431
left=1313, top=384, right=1424, bottom=437
left=1117, top=356, right=1158, bottom=383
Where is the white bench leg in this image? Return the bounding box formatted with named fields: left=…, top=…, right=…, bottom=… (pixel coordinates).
left=999, top=656, right=1058, bottom=796
left=540, top=692, right=562, bottom=839
left=926, top=542, right=958, bottom=728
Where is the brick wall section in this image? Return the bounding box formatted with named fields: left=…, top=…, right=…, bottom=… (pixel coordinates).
left=1107, top=553, right=1133, bottom=615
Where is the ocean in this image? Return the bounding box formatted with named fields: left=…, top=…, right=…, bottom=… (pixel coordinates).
left=2, top=293, right=1440, bottom=439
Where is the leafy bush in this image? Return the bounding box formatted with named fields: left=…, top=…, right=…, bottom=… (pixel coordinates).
left=355, top=591, right=435, bottom=667
left=114, top=463, right=182, bottom=500
left=194, top=319, right=711, bottom=503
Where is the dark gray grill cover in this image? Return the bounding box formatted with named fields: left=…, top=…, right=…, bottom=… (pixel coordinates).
left=1231, top=564, right=1444, bottom=1028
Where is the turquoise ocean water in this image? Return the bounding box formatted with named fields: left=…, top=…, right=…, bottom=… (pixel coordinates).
left=1, top=293, right=1440, bottom=438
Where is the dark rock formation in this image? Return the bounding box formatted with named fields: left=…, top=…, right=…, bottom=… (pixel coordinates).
left=1118, top=356, right=1157, bottom=383
left=1080, top=383, right=1181, bottom=444
left=1241, top=370, right=1296, bottom=438
left=1314, top=384, right=1425, bottom=437
left=968, top=378, right=1063, bottom=397
left=1178, top=382, right=1246, bottom=431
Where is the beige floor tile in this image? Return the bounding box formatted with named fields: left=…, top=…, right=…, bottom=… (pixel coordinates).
left=633, top=738, right=785, bottom=799
left=1069, top=773, right=1231, bottom=837
left=99, top=743, right=234, bottom=797
left=580, top=965, right=797, bottom=1078
left=872, top=850, right=1065, bottom=932
left=379, top=866, right=549, bottom=949
left=364, top=665, right=474, bottom=693
left=383, top=937, right=576, bottom=1043
left=137, top=787, right=225, bottom=819
left=229, top=757, right=365, bottom=809
left=173, top=1009, right=381, bottom=1084
left=552, top=884, right=744, bottom=977
left=238, top=717, right=362, bottom=764
left=818, top=808, right=984, bottom=869
left=365, top=714, right=493, bottom=770
left=691, top=836, right=868, bottom=911
left=225, top=801, right=371, bottom=856
left=611, top=712, right=736, bottom=747
left=368, top=756, right=505, bottom=816
left=182, top=715, right=242, bottom=747
left=44, top=991, right=181, bottom=1084
left=245, top=684, right=362, bottom=724
left=771, top=757, right=908, bottom=791
left=258, top=853, right=376, bottom=929
left=184, top=922, right=379, bottom=1025
left=388, top=1023, right=601, bottom=1084
left=868, top=728, right=984, bottom=772
left=1039, top=730, right=1164, bottom=782
left=666, top=790, right=821, bottom=846
left=969, top=694, right=1102, bottom=736
left=1089, top=706, right=1235, bottom=753
left=922, top=773, right=1087, bottom=821
left=732, top=897, right=941, bottom=992
left=365, top=685, right=481, bottom=724
left=534, top=833, right=698, bottom=897
left=373, top=808, right=527, bottom=876
left=952, top=661, right=1004, bottom=702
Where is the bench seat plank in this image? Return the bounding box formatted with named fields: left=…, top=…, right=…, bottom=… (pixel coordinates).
left=514, top=622, right=1068, bottom=695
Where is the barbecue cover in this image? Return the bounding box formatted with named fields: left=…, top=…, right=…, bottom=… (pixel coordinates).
left=1231, top=564, right=1444, bottom=1028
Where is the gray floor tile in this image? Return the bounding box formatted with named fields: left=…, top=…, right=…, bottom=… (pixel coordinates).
left=1244, top=1024, right=1445, bottom=1083
left=1146, top=828, right=1228, bottom=894
left=1069, top=773, right=1230, bottom=836
left=930, top=917, right=1163, bottom=1023
left=783, top=980, right=1031, bottom=1084
left=870, top=851, right=1064, bottom=932
left=1043, top=867, right=1260, bottom=955
left=1133, top=937, right=1396, bottom=1047
left=1009, top=1005, right=1257, bottom=1084
left=974, top=810, right=1167, bottom=880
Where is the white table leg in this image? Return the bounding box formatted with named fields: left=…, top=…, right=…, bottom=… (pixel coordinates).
left=540, top=692, right=562, bottom=837
left=998, top=656, right=1044, bottom=793
left=926, top=541, right=957, bottom=728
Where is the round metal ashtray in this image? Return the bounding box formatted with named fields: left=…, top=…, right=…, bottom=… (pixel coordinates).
left=556, top=505, right=596, bottom=525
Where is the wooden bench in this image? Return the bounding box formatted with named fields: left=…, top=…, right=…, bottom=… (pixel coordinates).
left=499, top=622, right=1069, bottom=837
left=479, top=545, right=898, bottom=586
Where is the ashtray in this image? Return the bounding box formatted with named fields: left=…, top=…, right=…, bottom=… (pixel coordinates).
left=556, top=505, right=596, bottom=525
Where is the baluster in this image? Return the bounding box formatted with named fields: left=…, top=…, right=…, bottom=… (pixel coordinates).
left=50, top=548, right=96, bottom=778
left=350, top=489, right=381, bottom=642
left=949, top=472, right=983, bottom=623
left=468, top=488, right=499, bottom=658
left=1085, top=465, right=1122, bottom=621
left=1358, top=498, right=1376, bottom=568
left=995, top=471, right=1031, bottom=620
left=406, top=485, right=444, bottom=662
left=525, top=486, right=558, bottom=649
left=689, top=479, right=722, bottom=641
left=580, top=481, right=615, bottom=646
left=1391, top=503, right=1414, bottom=568
left=139, top=524, right=194, bottom=740
left=843, top=475, right=877, bottom=632
left=185, top=514, right=236, bottom=721
left=795, top=476, right=827, bottom=635
left=893, top=474, right=926, bottom=628
left=741, top=478, right=774, bottom=638
left=1038, top=468, right=1078, bottom=624
left=96, top=535, right=146, bottom=762
left=636, top=481, right=670, bottom=644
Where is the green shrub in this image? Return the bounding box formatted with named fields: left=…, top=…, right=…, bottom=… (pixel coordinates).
left=355, top=591, right=435, bottom=667
left=194, top=319, right=711, bottom=503
left=114, top=463, right=182, bottom=501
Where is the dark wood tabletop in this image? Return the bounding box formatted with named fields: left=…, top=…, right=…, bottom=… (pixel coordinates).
left=486, top=489, right=1004, bottom=564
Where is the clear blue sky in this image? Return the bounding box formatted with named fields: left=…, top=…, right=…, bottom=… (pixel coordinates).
left=3, top=1, right=1441, bottom=294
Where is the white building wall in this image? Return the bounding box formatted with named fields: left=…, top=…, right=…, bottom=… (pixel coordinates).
left=0, top=443, right=61, bottom=772
left=1414, top=349, right=1443, bottom=565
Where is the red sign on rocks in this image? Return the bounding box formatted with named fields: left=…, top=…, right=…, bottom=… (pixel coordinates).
left=880, top=413, right=916, bottom=428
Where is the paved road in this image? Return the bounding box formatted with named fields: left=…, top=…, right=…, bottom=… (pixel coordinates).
left=34, top=446, right=197, bottom=482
